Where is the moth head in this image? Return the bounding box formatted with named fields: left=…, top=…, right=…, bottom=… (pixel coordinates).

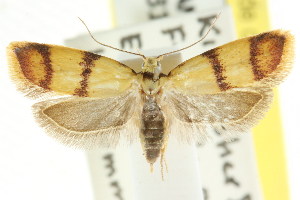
left=142, top=57, right=162, bottom=80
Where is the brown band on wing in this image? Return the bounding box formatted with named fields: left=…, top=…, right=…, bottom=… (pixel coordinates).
left=14, top=43, right=53, bottom=89
left=202, top=48, right=232, bottom=91
left=250, top=32, right=286, bottom=80
left=74, top=51, right=101, bottom=97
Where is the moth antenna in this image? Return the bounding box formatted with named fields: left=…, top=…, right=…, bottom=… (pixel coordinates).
left=156, top=12, right=221, bottom=60
left=78, top=17, right=146, bottom=59
left=136, top=48, right=144, bottom=57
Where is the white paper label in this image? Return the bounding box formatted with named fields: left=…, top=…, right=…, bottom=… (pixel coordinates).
left=113, top=0, right=225, bottom=26
left=66, top=6, right=235, bottom=62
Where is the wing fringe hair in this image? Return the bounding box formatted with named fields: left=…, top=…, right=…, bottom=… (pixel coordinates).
left=162, top=87, right=273, bottom=144
left=7, top=42, right=60, bottom=99
left=253, top=30, right=294, bottom=88
left=212, top=88, right=273, bottom=140
left=32, top=91, right=141, bottom=149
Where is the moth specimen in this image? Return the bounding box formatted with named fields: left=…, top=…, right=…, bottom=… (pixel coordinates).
left=7, top=30, right=294, bottom=166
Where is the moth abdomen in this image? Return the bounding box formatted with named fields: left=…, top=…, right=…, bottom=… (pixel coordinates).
left=141, top=96, right=165, bottom=164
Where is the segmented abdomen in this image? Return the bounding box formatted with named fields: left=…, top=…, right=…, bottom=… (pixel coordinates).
left=141, top=96, right=165, bottom=164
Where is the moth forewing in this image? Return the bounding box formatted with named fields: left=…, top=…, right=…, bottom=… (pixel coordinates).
left=7, top=42, right=138, bottom=99
left=164, top=30, right=294, bottom=95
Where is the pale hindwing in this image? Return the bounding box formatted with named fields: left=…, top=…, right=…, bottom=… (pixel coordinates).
left=33, top=89, right=142, bottom=148
left=162, top=88, right=273, bottom=143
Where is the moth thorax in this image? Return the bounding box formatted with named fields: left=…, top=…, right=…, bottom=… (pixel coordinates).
left=140, top=95, right=165, bottom=164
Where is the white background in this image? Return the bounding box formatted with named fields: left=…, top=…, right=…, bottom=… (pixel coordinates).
left=0, top=0, right=299, bottom=200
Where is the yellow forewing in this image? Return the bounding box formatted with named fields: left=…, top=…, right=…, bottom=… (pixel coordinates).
left=7, top=42, right=137, bottom=98
left=165, top=30, right=294, bottom=95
